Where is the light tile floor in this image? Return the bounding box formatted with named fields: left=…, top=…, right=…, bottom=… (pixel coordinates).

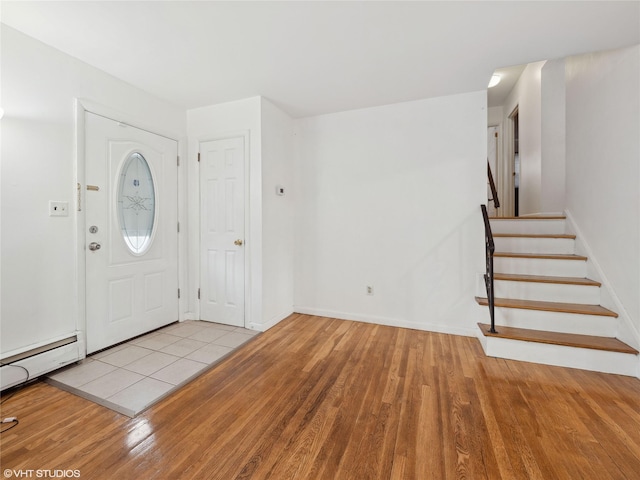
left=46, top=321, right=259, bottom=417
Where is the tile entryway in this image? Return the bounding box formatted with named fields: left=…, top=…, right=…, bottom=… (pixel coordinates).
left=46, top=321, right=258, bottom=417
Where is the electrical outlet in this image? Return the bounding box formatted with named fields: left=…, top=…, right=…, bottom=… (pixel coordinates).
left=49, top=201, right=69, bottom=217
left=366, top=285, right=374, bottom=295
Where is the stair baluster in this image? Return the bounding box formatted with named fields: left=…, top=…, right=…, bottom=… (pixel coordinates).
left=487, top=161, right=500, bottom=209
left=481, top=204, right=497, bottom=333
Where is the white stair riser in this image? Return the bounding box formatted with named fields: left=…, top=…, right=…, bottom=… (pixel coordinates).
left=476, top=304, right=616, bottom=337
left=494, top=257, right=587, bottom=277
left=494, top=280, right=600, bottom=304
left=490, top=219, right=566, bottom=235
left=477, top=333, right=637, bottom=377
left=494, top=236, right=575, bottom=254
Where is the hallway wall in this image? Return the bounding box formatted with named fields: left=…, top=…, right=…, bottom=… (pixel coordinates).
left=501, top=61, right=545, bottom=216
left=565, top=45, right=640, bottom=344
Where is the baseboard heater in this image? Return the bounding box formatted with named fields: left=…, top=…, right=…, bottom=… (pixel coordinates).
left=1, top=335, right=82, bottom=391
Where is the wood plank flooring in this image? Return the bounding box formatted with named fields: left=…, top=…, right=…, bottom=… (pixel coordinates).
left=2, top=313, right=640, bottom=479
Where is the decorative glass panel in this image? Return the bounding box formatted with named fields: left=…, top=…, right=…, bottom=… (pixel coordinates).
left=117, top=152, right=155, bottom=254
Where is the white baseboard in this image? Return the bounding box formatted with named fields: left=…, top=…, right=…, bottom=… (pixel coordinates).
left=293, top=306, right=477, bottom=338
left=248, top=308, right=294, bottom=332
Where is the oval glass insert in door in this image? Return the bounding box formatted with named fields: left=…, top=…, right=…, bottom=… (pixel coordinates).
left=117, top=152, right=156, bottom=254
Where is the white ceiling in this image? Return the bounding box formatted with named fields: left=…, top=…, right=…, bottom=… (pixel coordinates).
left=2, top=1, right=639, bottom=118
left=487, top=64, right=527, bottom=108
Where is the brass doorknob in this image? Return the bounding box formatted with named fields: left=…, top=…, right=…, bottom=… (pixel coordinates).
left=234, top=239, right=243, bottom=246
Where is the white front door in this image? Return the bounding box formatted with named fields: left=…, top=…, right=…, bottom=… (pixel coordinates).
left=199, top=137, right=245, bottom=327
left=85, top=112, right=179, bottom=353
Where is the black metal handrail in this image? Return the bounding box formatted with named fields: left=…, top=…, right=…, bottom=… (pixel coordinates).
left=487, top=161, right=500, bottom=209
left=481, top=204, right=497, bottom=333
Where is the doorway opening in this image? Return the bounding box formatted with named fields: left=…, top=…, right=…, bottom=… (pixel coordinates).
left=487, top=126, right=500, bottom=217
left=510, top=106, right=520, bottom=217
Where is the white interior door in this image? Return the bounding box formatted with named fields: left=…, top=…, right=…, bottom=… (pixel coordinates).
left=85, top=112, right=178, bottom=353
left=199, top=137, right=245, bottom=327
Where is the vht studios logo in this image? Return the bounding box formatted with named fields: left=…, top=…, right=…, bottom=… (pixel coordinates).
left=3, top=470, right=81, bottom=478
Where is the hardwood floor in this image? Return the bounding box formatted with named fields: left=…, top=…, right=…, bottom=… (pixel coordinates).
left=2, top=313, right=640, bottom=479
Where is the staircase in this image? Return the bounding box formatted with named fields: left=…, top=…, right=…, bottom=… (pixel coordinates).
left=476, top=214, right=638, bottom=376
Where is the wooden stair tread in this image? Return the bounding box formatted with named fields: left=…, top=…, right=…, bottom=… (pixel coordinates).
left=475, top=296, right=618, bottom=317
left=477, top=323, right=638, bottom=354
left=493, top=273, right=601, bottom=287
left=493, top=233, right=576, bottom=239
left=489, top=215, right=566, bottom=220
left=494, top=252, right=588, bottom=261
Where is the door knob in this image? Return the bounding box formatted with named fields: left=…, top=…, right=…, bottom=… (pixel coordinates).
left=234, top=239, right=243, bottom=246
left=89, top=242, right=102, bottom=251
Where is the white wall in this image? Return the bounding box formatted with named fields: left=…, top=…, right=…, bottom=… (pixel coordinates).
left=293, top=92, right=487, bottom=335
left=565, top=45, right=640, bottom=344
left=0, top=26, right=186, bottom=358
left=187, top=97, right=263, bottom=328
left=488, top=106, right=503, bottom=127
left=260, top=99, right=295, bottom=328
left=503, top=61, right=545, bottom=215
left=540, top=58, right=566, bottom=213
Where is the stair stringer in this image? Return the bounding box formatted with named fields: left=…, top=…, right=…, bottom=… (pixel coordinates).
left=564, top=209, right=640, bottom=378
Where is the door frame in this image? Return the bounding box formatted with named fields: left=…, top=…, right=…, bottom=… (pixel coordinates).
left=503, top=105, right=519, bottom=217
left=193, top=132, right=251, bottom=327
left=487, top=124, right=502, bottom=216
left=75, top=99, right=185, bottom=356
left=508, top=106, right=520, bottom=217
